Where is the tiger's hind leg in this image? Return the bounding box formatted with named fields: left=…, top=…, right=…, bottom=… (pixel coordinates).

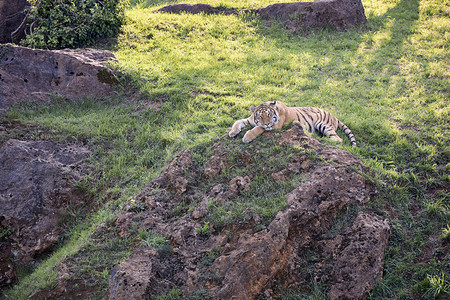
left=317, top=123, right=343, bottom=143
left=292, top=120, right=306, bottom=133
left=328, top=132, right=343, bottom=143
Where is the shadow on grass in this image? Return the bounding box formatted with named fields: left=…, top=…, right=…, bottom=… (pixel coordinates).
left=129, top=0, right=179, bottom=9
left=364, top=0, right=420, bottom=65
left=251, top=0, right=420, bottom=73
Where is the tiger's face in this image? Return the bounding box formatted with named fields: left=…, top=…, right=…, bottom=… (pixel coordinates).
left=251, top=101, right=279, bottom=130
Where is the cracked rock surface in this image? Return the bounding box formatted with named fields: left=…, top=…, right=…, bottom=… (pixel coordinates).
left=0, top=45, right=117, bottom=113
left=0, top=139, right=90, bottom=288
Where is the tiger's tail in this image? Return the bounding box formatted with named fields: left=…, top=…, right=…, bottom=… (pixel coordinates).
left=338, top=121, right=357, bottom=147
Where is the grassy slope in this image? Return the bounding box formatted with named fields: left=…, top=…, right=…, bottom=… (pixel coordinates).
left=2, top=0, right=449, bottom=298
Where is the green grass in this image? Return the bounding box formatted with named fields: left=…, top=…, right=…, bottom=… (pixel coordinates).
left=138, top=228, right=173, bottom=257
left=2, top=0, right=449, bottom=298
left=188, top=136, right=312, bottom=228
left=423, top=272, right=450, bottom=299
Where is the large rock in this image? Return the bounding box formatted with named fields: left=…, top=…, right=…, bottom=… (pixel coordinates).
left=0, top=0, right=27, bottom=43
left=107, top=124, right=390, bottom=299
left=258, top=0, right=367, bottom=31
left=159, top=0, right=367, bottom=31
left=319, top=213, right=391, bottom=299
left=108, top=248, right=187, bottom=300
left=108, top=248, right=157, bottom=300
left=0, top=45, right=118, bottom=113
left=0, top=139, right=90, bottom=287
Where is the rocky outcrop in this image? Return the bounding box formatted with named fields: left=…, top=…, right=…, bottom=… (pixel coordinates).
left=0, top=45, right=118, bottom=113
left=0, top=0, right=28, bottom=43
left=108, top=124, right=390, bottom=299
left=258, top=0, right=367, bottom=31
left=319, top=213, right=391, bottom=299
left=109, top=248, right=158, bottom=300
left=108, top=247, right=187, bottom=300
left=159, top=0, right=367, bottom=31
left=0, top=139, right=90, bottom=287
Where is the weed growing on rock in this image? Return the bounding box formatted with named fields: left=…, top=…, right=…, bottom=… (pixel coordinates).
left=0, top=226, right=12, bottom=241
left=424, top=272, right=450, bottom=299
left=196, top=222, right=211, bottom=237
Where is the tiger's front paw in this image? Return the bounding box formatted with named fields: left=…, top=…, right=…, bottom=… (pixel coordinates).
left=229, top=120, right=246, bottom=138
left=229, top=129, right=240, bottom=138
left=242, top=132, right=254, bottom=143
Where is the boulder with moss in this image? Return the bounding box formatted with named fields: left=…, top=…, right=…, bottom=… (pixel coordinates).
left=0, top=45, right=118, bottom=113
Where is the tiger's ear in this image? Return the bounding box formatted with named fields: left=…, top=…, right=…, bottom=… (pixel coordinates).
left=270, top=101, right=277, bottom=105
left=250, top=105, right=256, bottom=112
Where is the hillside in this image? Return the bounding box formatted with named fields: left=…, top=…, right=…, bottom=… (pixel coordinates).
left=1, top=0, right=449, bottom=299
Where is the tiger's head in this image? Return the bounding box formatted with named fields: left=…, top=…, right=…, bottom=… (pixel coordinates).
left=250, top=101, right=280, bottom=130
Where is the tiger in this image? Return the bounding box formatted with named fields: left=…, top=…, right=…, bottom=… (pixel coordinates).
left=228, top=100, right=357, bottom=146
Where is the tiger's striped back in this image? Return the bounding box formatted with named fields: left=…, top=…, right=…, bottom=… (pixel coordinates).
left=289, top=107, right=357, bottom=146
